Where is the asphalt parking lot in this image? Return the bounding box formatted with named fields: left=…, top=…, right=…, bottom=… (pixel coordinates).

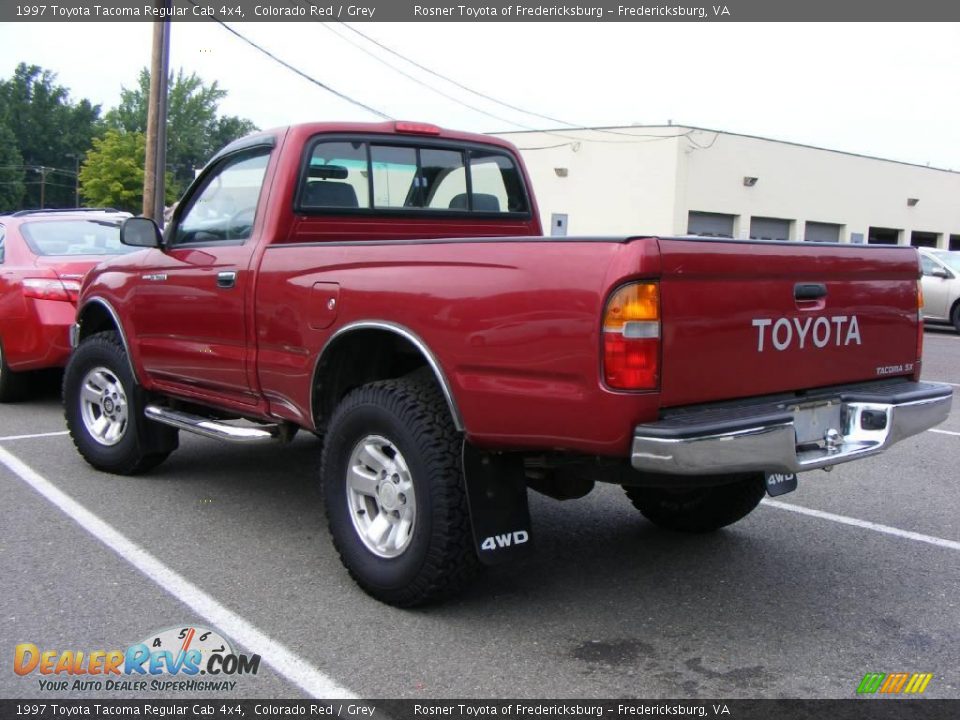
left=1, top=328, right=958, bottom=701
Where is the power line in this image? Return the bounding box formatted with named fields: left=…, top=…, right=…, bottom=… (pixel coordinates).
left=314, top=19, right=539, bottom=132
left=0, top=164, right=77, bottom=176
left=333, top=20, right=598, bottom=131
left=0, top=180, right=75, bottom=189
left=327, top=19, right=704, bottom=146
left=190, top=2, right=392, bottom=120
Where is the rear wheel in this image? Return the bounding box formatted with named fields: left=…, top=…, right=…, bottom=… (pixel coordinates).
left=64, top=331, right=178, bottom=475
left=321, top=372, right=479, bottom=606
left=0, top=338, right=28, bottom=403
left=623, top=473, right=766, bottom=533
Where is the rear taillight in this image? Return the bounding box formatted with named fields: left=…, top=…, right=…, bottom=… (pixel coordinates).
left=602, top=282, right=660, bottom=391
left=22, top=278, right=81, bottom=302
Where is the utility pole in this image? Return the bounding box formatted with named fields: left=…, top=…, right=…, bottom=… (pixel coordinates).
left=143, top=1, right=171, bottom=225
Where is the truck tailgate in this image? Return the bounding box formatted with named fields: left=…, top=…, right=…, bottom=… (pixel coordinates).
left=658, top=238, right=921, bottom=408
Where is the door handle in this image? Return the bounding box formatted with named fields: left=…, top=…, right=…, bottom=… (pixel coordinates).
left=794, top=283, right=827, bottom=301
left=217, top=271, right=237, bottom=289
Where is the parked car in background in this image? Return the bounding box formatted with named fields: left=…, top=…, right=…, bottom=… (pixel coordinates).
left=920, top=248, right=960, bottom=333
left=0, top=208, right=135, bottom=401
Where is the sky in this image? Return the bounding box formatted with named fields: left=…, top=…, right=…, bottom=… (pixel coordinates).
left=1, top=21, right=959, bottom=170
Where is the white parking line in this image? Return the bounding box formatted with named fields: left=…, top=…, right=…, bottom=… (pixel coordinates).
left=929, top=428, right=960, bottom=437
left=0, top=445, right=356, bottom=700
left=762, top=499, right=960, bottom=551
left=0, top=431, right=70, bottom=442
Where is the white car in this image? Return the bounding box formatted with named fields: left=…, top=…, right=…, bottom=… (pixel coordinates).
left=920, top=249, right=960, bottom=333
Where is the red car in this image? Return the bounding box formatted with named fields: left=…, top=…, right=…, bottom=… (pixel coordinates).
left=0, top=208, right=135, bottom=401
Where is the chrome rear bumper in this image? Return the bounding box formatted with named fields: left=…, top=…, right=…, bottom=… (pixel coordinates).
left=631, top=381, right=953, bottom=475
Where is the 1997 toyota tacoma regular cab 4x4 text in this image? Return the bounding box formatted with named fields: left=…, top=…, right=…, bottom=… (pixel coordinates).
left=63, top=121, right=953, bottom=606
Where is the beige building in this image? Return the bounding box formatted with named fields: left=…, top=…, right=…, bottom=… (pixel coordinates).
left=496, top=126, right=960, bottom=250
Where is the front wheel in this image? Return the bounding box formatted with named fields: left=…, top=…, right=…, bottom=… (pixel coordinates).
left=623, top=473, right=766, bottom=533
left=321, top=373, right=479, bottom=607
left=64, top=331, right=177, bottom=475
left=952, top=302, right=960, bottom=334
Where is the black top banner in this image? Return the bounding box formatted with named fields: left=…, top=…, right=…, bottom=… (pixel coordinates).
left=2, top=0, right=960, bottom=22
left=3, top=699, right=960, bottom=720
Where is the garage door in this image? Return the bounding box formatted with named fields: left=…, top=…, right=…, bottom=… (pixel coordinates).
left=805, top=221, right=842, bottom=243
left=750, top=217, right=791, bottom=241
left=688, top=211, right=735, bottom=237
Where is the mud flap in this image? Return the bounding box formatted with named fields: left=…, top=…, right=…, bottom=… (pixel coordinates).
left=764, top=471, right=798, bottom=497
left=462, top=442, right=533, bottom=566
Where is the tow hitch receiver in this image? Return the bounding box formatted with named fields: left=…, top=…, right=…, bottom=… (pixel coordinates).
left=462, top=442, right=533, bottom=565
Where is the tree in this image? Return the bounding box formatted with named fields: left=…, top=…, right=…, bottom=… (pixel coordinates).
left=0, top=63, right=102, bottom=209
left=79, top=130, right=175, bottom=214
left=106, top=68, right=257, bottom=197
left=0, top=123, right=26, bottom=211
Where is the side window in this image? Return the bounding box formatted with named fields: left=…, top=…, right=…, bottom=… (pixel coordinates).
left=0, top=226, right=5, bottom=263
left=302, top=141, right=370, bottom=209
left=921, top=255, right=938, bottom=276
left=174, top=150, right=269, bottom=245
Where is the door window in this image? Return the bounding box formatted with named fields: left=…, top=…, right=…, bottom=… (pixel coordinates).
left=174, top=151, right=270, bottom=245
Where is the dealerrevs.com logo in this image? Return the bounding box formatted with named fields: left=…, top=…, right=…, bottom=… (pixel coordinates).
left=14, top=625, right=260, bottom=693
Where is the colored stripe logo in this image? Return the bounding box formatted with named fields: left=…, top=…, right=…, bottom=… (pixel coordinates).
left=857, top=672, right=932, bottom=694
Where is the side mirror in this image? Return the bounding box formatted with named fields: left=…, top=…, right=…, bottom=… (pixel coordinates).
left=930, top=267, right=951, bottom=279
left=121, top=217, right=162, bottom=248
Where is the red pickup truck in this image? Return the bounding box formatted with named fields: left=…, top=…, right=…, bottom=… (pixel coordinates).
left=63, top=121, right=953, bottom=606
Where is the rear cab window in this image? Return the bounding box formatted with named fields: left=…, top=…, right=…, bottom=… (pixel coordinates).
left=297, top=136, right=530, bottom=216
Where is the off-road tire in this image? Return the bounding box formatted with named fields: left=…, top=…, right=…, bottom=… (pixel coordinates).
left=321, top=372, right=480, bottom=607
left=0, top=338, right=28, bottom=403
left=624, top=473, right=766, bottom=533
left=64, top=331, right=178, bottom=475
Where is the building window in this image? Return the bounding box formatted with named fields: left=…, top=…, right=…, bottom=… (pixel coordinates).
left=950, top=235, right=960, bottom=251
left=910, top=231, right=940, bottom=249
left=750, top=216, right=792, bottom=241
left=687, top=211, right=735, bottom=238
left=868, top=227, right=901, bottom=245
left=804, top=221, right=842, bottom=243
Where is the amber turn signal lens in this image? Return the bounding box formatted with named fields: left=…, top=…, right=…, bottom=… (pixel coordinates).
left=603, top=282, right=659, bottom=331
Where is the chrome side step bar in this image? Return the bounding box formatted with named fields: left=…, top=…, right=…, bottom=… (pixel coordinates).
left=145, top=405, right=281, bottom=444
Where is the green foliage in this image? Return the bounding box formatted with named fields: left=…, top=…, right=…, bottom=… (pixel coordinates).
left=0, top=63, right=102, bottom=209
left=106, top=68, right=257, bottom=197
left=0, top=122, right=26, bottom=211
left=79, top=130, right=175, bottom=214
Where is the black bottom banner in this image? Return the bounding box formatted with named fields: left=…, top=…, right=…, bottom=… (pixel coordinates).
left=3, top=699, right=960, bottom=720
